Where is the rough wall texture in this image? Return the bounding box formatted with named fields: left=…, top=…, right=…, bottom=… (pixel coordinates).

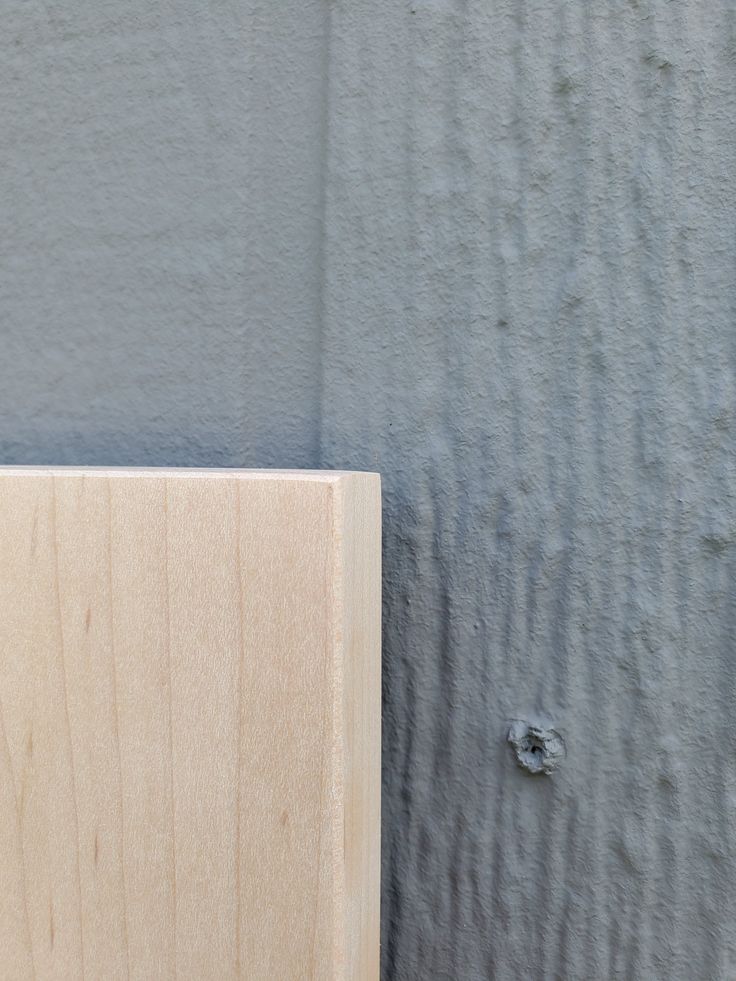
left=1, top=2, right=736, bottom=979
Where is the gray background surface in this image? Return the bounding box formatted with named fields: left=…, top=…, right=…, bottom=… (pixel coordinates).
left=2, top=2, right=736, bottom=978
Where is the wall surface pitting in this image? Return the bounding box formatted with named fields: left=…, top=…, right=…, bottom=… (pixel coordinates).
left=1, top=2, right=736, bottom=978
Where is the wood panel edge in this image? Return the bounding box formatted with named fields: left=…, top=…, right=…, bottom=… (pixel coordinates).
left=332, top=473, right=381, bottom=980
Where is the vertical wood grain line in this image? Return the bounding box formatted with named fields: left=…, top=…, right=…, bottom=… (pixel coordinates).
left=306, top=491, right=331, bottom=980
left=105, top=478, right=131, bottom=980
left=234, top=480, right=245, bottom=977
left=0, top=698, right=36, bottom=979
left=330, top=480, right=346, bottom=979
left=50, top=477, right=86, bottom=978
left=162, top=479, right=178, bottom=980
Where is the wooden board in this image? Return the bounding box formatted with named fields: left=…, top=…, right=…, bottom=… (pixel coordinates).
left=0, top=468, right=380, bottom=980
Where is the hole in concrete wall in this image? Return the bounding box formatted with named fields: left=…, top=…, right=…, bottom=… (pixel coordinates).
left=507, top=719, right=565, bottom=775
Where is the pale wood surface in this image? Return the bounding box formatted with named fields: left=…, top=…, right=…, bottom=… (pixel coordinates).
left=0, top=468, right=380, bottom=980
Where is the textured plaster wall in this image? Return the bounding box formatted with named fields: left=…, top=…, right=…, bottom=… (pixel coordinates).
left=2, top=2, right=736, bottom=979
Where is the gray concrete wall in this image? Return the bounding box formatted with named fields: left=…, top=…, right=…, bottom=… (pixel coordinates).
left=2, top=2, right=736, bottom=978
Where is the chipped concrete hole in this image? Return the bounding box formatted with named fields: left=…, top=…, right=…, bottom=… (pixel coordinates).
left=507, top=719, right=565, bottom=775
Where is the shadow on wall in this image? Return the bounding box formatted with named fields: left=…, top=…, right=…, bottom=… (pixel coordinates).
left=0, top=427, right=317, bottom=472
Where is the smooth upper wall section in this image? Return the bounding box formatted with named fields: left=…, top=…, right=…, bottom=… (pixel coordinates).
left=0, top=2, right=329, bottom=467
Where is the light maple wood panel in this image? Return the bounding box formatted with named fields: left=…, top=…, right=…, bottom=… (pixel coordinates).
left=0, top=468, right=381, bottom=981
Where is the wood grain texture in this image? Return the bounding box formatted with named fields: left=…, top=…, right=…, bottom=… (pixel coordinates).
left=0, top=467, right=381, bottom=981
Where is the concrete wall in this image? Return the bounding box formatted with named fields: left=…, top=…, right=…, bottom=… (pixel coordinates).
left=2, top=2, right=736, bottom=978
